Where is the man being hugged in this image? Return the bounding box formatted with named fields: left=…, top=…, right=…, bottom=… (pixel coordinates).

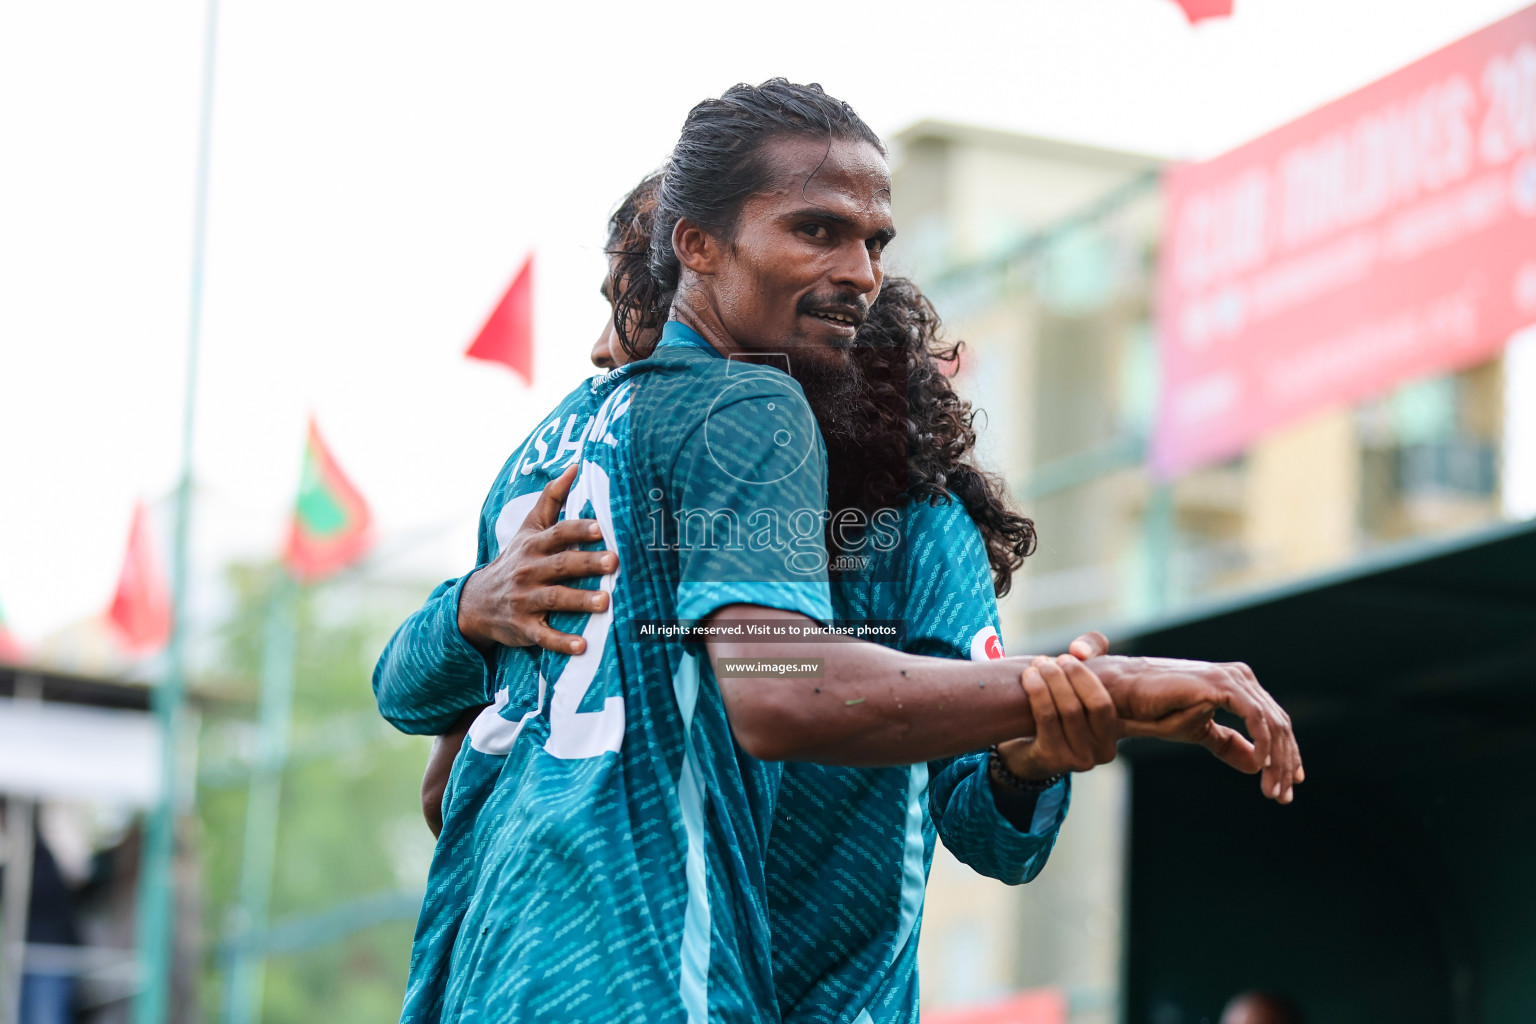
left=376, top=79, right=1300, bottom=1024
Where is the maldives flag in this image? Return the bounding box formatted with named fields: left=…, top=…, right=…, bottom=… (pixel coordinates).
left=108, top=502, right=173, bottom=653
left=284, top=420, right=372, bottom=581
left=465, top=253, right=533, bottom=384
left=0, top=602, right=26, bottom=664
left=1170, top=0, right=1233, bottom=22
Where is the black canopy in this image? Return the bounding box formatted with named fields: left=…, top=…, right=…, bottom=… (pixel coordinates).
left=1051, top=519, right=1536, bottom=1024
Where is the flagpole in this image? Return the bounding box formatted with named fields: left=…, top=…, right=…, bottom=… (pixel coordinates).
left=220, top=572, right=298, bottom=1024
left=218, top=422, right=369, bottom=1021
left=135, top=0, right=220, bottom=1019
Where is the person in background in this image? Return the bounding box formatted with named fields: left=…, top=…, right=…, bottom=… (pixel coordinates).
left=1221, top=991, right=1304, bottom=1024
left=21, top=834, right=80, bottom=1024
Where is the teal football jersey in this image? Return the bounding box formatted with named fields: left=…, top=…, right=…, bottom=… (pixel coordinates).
left=768, top=497, right=1070, bottom=1024
left=378, top=322, right=835, bottom=1023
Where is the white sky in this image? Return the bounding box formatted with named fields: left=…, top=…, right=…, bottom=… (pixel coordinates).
left=1, top=0, right=1530, bottom=642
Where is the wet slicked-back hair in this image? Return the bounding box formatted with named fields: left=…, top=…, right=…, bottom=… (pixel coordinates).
left=604, top=171, right=664, bottom=349
left=831, top=276, right=1038, bottom=597
left=606, top=170, right=661, bottom=257
left=612, top=79, right=883, bottom=354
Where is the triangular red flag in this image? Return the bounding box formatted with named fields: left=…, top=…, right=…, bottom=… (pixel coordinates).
left=108, top=502, right=173, bottom=653
left=1170, top=0, right=1232, bottom=22
left=284, top=419, right=373, bottom=581
left=465, top=254, right=534, bottom=384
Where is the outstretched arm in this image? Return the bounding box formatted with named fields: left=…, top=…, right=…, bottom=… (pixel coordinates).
left=706, top=605, right=1302, bottom=803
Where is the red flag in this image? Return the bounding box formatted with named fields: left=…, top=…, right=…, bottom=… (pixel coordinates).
left=1170, top=0, right=1232, bottom=22
left=465, top=254, right=534, bottom=384
left=284, top=419, right=372, bottom=581
left=108, top=502, right=173, bottom=653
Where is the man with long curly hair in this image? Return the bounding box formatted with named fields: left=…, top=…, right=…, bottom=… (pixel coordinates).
left=766, top=276, right=1077, bottom=1024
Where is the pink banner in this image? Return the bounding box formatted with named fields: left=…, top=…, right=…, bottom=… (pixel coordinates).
left=1154, top=5, right=1536, bottom=476
left=921, top=988, right=1067, bottom=1024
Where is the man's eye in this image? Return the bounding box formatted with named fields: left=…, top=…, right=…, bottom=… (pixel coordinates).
left=802, top=224, right=830, bottom=240
left=867, top=237, right=886, bottom=255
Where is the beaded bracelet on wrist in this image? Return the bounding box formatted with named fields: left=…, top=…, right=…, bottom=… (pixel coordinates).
left=987, top=745, right=1065, bottom=793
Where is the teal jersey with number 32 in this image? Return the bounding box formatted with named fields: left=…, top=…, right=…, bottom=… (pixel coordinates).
left=384, top=322, right=835, bottom=1024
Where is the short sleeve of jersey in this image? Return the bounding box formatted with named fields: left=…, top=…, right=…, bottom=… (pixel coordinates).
left=658, top=366, right=833, bottom=625
left=904, top=497, right=1072, bottom=858
left=897, top=497, right=1001, bottom=659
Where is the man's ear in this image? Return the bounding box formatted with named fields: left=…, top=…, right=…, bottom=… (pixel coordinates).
left=673, top=218, right=720, bottom=276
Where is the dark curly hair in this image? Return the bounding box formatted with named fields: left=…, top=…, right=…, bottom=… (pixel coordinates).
left=828, top=277, right=1037, bottom=597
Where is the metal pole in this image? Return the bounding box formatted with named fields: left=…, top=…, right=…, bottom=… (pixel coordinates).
left=1143, top=482, right=1174, bottom=616
left=134, top=0, right=220, bottom=1020
left=221, top=574, right=298, bottom=1024
left=2, top=681, right=45, bottom=1024
left=0, top=799, right=37, bottom=1024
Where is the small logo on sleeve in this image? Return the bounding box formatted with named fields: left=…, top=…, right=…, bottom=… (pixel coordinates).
left=969, top=625, right=1005, bottom=662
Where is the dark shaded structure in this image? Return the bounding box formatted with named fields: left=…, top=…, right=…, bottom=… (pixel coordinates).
left=1107, top=519, right=1536, bottom=1024
left=0, top=663, right=194, bottom=1024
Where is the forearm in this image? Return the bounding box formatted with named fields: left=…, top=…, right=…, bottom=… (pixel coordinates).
left=716, top=642, right=1184, bottom=764
left=709, top=609, right=1285, bottom=775
left=422, top=707, right=479, bottom=838
left=373, top=576, right=494, bottom=735
left=707, top=607, right=1040, bottom=765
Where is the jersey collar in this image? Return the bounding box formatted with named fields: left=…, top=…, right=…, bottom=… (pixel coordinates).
left=657, top=320, right=722, bottom=358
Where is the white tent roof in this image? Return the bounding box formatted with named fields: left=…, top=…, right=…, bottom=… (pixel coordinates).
left=0, top=697, right=159, bottom=807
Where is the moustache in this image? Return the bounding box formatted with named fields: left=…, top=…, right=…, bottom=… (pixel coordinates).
left=795, top=292, right=870, bottom=329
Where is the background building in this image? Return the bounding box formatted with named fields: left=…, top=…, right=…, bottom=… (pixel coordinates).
left=892, top=122, right=1161, bottom=1024
left=893, top=116, right=1535, bottom=1021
